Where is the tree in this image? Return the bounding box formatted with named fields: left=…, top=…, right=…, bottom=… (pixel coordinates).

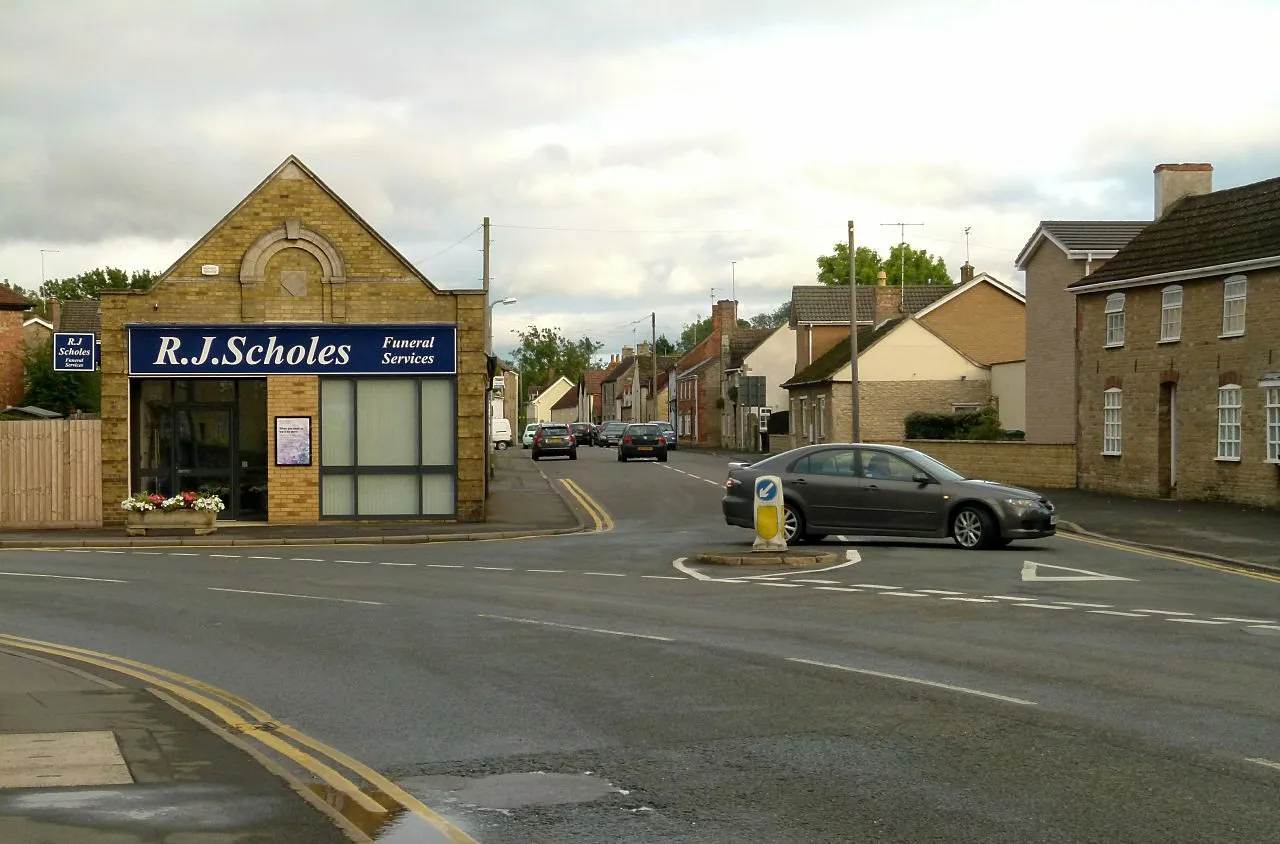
left=510, top=326, right=603, bottom=399
left=20, top=343, right=100, bottom=416
left=748, top=301, right=790, bottom=330
left=654, top=335, right=677, bottom=355
left=816, top=242, right=951, bottom=286
left=40, top=267, right=158, bottom=301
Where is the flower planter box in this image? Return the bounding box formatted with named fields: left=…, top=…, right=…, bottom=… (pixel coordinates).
left=125, top=508, right=219, bottom=537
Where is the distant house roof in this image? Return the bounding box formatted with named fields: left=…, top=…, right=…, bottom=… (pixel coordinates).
left=911, top=272, right=1025, bottom=321
left=726, top=328, right=774, bottom=371
left=676, top=356, right=717, bottom=379
left=1, top=405, right=62, bottom=419
left=1069, top=175, right=1280, bottom=290
left=58, top=300, right=102, bottom=335
left=789, top=284, right=954, bottom=325
left=580, top=367, right=607, bottom=396
left=551, top=389, right=578, bottom=411
left=0, top=285, right=33, bottom=311
left=1015, top=221, right=1150, bottom=269
left=782, top=318, right=904, bottom=388
left=602, top=354, right=680, bottom=385
left=24, top=316, right=53, bottom=330
left=601, top=356, right=632, bottom=385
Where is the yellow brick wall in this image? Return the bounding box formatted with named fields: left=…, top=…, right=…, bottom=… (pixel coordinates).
left=893, top=440, right=1077, bottom=489
left=266, top=377, right=319, bottom=523
left=919, top=282, right=1026, bottom=365
left=99, top=161, right=486, bottom=524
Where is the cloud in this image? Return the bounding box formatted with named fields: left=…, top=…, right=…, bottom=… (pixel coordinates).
left=4, top=0, right=1280, bottom=353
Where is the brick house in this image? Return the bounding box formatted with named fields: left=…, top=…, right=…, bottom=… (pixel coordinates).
left=782, top=317, right=991, bottom=445
left=790, top=276, right=955, bottom=373
left=576, top=366, right=607, bottom=424
left=1069, top=164, right=1280, bottom=508
left=674, top=300, right=744, bottom=446
left=0, top=285, right=34, bottom=407
left=720, top=327, right=775, bottom=450
left=97, top=155, right=489, bottom=525
left=1016, top=220, right=1149, bottom=444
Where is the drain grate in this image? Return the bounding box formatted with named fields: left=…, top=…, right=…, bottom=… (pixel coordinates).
left=0, top=731, right=134, bottom=789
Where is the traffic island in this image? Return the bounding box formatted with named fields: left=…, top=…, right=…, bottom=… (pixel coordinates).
left=694, top=548, right=839, bottom=567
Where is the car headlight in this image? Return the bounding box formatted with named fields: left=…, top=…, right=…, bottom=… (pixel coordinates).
left=1004, top=498, right=1044, bottom=516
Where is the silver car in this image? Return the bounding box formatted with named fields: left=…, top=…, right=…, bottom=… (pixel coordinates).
left=722, top=443, right=1057, bottom=549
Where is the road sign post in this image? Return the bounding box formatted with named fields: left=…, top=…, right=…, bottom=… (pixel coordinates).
left=752, top=474, right=787, bottom=552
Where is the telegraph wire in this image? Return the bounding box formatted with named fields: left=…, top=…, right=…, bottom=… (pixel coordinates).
left=411, top=225, right=482, bottom=263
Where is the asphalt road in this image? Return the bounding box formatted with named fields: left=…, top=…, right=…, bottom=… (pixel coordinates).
left=2, top=445, right=1279, bottom=842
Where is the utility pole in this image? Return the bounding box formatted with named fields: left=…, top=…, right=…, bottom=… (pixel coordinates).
left=481, top=217, right=492, bottom=494
left=481, top=217, right=491, bottom=351
left=880, top=221, right=923, bottom=285
left=650, top=311, right=657, bottom=423
left=848, top=221, right=861, bottom=443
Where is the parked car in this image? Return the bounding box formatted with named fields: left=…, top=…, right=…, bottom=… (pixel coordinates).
left=617, top=422, right=668, bottom=462
left=649, top=420, right=677, bottom=450
left=597, top=421, right=628, bottom=447
left=721, top=443, right=1056, bottom=549
left=521, top=423, right=538, bottom=449
left=569, top=421, right=595, bottom=447
left=531, top=422, right=578, bottom=461
left=490, top=417, right=513, bottom=450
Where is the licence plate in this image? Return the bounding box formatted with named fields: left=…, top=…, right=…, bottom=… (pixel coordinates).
left=1049, top=515, right=1058, bottom=525
left=550, top=438, right=567, bottom=445
left=639, top=446, right=653, bottom=451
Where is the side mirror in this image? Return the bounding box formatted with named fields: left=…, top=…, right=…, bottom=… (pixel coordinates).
left=912, top=472, right=933, bottom=485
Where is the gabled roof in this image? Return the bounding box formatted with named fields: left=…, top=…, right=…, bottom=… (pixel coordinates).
left=789, top=284, right=954, bottom=326
left=0, top=285, right=33, bottom=311
left=1069, top=175, right=1280, bottom=290
left=677, top=356, right=717, bottom=379
left=152, top=155, right=446, bottom=292
left=1015, top=221, right=1150, bottom=269
left=911, top=272, right=1024, bottom=320
left=782, top=318, right=904, bottom=388
left=602, top=354, right=680, bottom=385
left=551, top=390, right=578, bottom=411
left=600, top=356, right=632, bottom=385
left=726, top=328, right=774, bottom=370
left=58, top=300, right=102, bottom=335
left=579, top=367, right=608, bottom=397
left=23, top=316, right=53, bottom=330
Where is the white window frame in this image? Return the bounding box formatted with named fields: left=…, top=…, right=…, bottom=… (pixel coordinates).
left=1222, top=275, right=1247, bottom=337
left=1102, top=388, right=1122, bottom=455
left=817, top=396, right=826, bottom=441
left=1265, top=380, right=1280, bottom=464
left=1159, top=285, right=1182, bottom=342
left=952, top=403, right=981, bottom=414
left=1105, top=293, right=1126, bottom=347
left=1216, top=384, right=1242, bottom=461
left=801, top=398, right=810, bottom=441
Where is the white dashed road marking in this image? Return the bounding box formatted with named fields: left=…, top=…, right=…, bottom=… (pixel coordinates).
left=787, top=658, right=1037, bottom=707
left=1088, top=610, right=1150, bottom=618
left=479, top=614, right=673, bottom=642
left=207, top=587, right=384, bottom=606
left=0, top=571, right=129, bottom=584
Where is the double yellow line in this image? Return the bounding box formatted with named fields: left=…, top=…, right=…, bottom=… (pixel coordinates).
left=0, top=633, right=477, bottom=844
left=1058, top=532, right=1280, bottom=584
left=560, top=479, right=614, bottom=533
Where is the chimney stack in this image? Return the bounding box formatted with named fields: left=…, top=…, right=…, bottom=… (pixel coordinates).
left=960, top=263, right=975, bottom=285
left=638, top=341, right=651, bottom=356
left=622, top=346, right=634, bottom=359
left=49, top=298, right=62, bottom=329
left=876, top=270, right=888, bottom=287
left=711, top=299, right=738, bottom=335
left=1155, top=163, right=1212, bottom=219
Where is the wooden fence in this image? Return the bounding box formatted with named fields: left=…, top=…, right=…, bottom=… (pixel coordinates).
left=0, top=419, right=102, bottom=528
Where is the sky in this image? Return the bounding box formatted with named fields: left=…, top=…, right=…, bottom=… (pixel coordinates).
left=4, top=0, right=1280, bottom=361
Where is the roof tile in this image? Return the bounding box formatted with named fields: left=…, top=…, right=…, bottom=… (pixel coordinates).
left=790, top=284, right=954, bottom=325
left=58, top=300, right=102, bottom=333
left=0, top=285, right=33, bottom=310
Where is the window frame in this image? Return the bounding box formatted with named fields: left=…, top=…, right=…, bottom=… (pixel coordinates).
left=1104, top=293, right=1126, bottom=347
left=1221, top=275, right=1247, bottom=337
left=1216, top=384, right=1243, bottom=462
left=318, top=376, right=458, bottom=519
left=1264, top=380, right=1280, bottom=464
left=1102, top=387, right=1122, bottom=456
left=1159, top=285, right=1182, bottom=343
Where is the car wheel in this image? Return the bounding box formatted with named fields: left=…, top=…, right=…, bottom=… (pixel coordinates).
left=658, top=453, right=668, bottom=463
left=991, top=537, right=1012, bottom=549
left=569, top=450, right=578, bottom=460
left=495, top=441, right=508, bottom=451
left=782, top=503, right=804, bottom=544
left=617, top=452, right=627, bottom=462
left=805, top=533, right=827, bottom=542
left=951, top=505, right=997, bottom=550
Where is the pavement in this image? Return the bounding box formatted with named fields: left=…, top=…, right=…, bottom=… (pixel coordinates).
left=0, top=450, right=584, bottom=549
left=690, top=446, right=1280, bottom=572
left=0, top=646, right=361, bottom=843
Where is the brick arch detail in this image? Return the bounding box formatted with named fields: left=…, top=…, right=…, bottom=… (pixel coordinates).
left=240, top=219, right=345, bottom=284
left=1103, top=376, right=1123, bottom=390
left=1219, top=371, right=1242, bottom=387
left=1159, top=370, right=1180, bottom=385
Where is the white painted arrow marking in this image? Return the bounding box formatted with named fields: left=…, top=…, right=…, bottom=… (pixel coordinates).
left=1021, top=561, right=1136, bottom=582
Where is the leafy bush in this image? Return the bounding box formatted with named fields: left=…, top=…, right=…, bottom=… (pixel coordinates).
left=905, top=401, right=1017, bottom=441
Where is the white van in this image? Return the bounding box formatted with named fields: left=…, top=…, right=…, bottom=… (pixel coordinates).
left=490, top=417, right=513, bottom=450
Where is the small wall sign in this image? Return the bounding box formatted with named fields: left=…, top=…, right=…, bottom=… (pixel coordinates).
left=201, top=264, right=220, bottom=276
left=274, top=416, right=312, bottom=466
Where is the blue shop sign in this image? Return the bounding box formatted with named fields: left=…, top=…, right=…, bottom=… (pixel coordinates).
left=53, top=332, right=98, bottom=372
left=128, top=324, right=458, bottom=376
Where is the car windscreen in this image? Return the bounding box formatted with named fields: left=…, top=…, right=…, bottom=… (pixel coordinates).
left=627, top=425, right=660, bottom=436
left=540, top=426, right=570, bottom=435
left=904, top=449, right=966, bottom=481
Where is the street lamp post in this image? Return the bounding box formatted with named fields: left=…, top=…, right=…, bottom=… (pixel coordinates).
left=487, top=297, right=518, bottom=355
left=485, top=297, right=518, bottom=482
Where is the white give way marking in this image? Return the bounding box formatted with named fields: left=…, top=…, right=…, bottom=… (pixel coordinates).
left=1021, top=561, right=1136, bottom=582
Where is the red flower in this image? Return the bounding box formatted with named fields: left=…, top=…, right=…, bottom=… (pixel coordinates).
left=148, top=494, right=164, bottom=505
left=181, top=491, right=197, bottom=502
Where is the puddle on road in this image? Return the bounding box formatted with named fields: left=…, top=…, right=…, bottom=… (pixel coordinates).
left=310, top=770, right=626, bottom=841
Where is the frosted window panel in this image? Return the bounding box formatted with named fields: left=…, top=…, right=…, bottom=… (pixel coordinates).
left=358, top=474, right=418, bottom=515
left=357, top=380, right=416, bottom=465
left=322, top=475, right=354, bottom=516
left=422, top=474, right=455, bottom=515
left=321, top=380, right=354, bottom=466
left=420, top=379, right=455, bottom=465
